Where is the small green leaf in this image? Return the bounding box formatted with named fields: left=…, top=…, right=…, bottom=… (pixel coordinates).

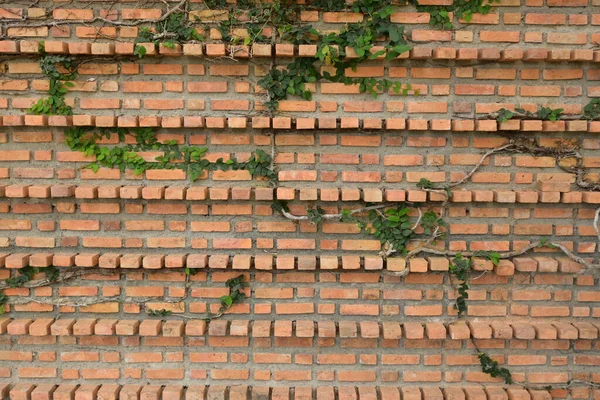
left=220, top=295, right=233, bottom=306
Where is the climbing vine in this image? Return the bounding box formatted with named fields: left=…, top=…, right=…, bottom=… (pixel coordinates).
left=64, top=127, right=277, bottom=183
left=147, top=274, right=247, bottom=320
left=409, top=0, right=498, bottom=29
left=216, top=274, right=248, bottom=318
left=130, top=0, right=415, bottom=110
left=5, top=0, right=599, bottom=389
left=24, top=0, right=503, bottom=112
left=448, top=254, right=470, bottom=316
left=478, top=352, right=513, bottom=384
left=366, top=206, right=418, bottom=255
left=485, top=102, right=600, bottom=123
left=0, top=266, right=59, bottom=314
left=28, top=46, right=75, bottom=116
left=279, top=201, right=445, bottom=256
left=258, top=0, right=414, bottom=111
left=495, top=106, right=564, bottom=122
left=583, top=99, right=600, bottom=120
left=134, top=11, right=204, bottom=57
left=279, top=136, right=600, bottom=387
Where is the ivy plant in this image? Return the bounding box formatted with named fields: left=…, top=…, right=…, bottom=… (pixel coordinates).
left=310, top=0, right=347, bottom=11
left=256, top=0, right=413, bottom=111
left=449, top=254, right=470, bottom=316
left=416, top=178, right=452, bottom=197
left=28, top=49, right=75, bottom=116
left=495, top=107, right=564, bottom=122
left=473, top=250, right=501, bottom=266
left=537, top=106, right=564, bottom=121
left=5, top=266, right=58, bottom=288
left=495, top=108, right=515, bottom=123
left=307, top=206, right=326, bottom=225
left=420, top=210, right=447, bottom=237
left=64, top=127, right=277, bottom=183
left=583, top=98, right=600, bottom=120
left=478, top=352, right=513, bottom=384
left=135, top=11, right=204, bottom=57
left=147, top=309, right=173, bottom=316
left=213, top=275, right=247, bottom=319
left=409, top=0, right=498, bottom=29
left=1, top=266, right=59, bottom=314
left=366, top=206, right=415, bottom=255
left=0, top=294, right=6, bottom=315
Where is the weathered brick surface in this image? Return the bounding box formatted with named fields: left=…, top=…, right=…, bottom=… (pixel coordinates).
left=0, top=0, right=599, bottom=395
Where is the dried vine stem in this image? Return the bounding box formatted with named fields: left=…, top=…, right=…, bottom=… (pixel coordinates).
left=0, top=268, right=189, bottom=308
left=511, top=139, right=600, bottom=191
left=404, top=222, right=443, bottom=259
left=454, top=111, right=584, bottom=121
left=280, top=137, right=600, bottom=273
left=280, top=204, right=391, bottom=221
left=0, top=268, right=109, bottom=291
left=595, top=207, right=600, bottom=243
left=410, top=207, right=422, bottom=230
left=2, top=267, right=245, bottom=323
left=440, top=137, right=600, bottom=192
left=412, top=240, right=599, bottom=271
left=407, top=138, right=600, bottom=271
left=0, top=0, right=188, bottom=30
left=447, top=143, right=516, bottom=188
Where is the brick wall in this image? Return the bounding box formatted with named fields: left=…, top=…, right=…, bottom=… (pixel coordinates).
left=0, top=0, right=600, bottom=398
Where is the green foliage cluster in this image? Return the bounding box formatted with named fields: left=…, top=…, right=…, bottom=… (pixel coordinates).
left=28, top=47, right=75, bottom=116
left=416, top=178, right=452, bottom=197
left=128, top=0, right=504, bottom=110
left=147, top=309, right=173, bottom=316
left=218, top=274, right=247, bottom=314
left=408, top=0, right=498, bottom=29
left=258, top=0, right=413, bottom=111
left=6, top=266, right=58, bottom=288
left=473, top=250, right=500, bottom=266
left=449, top=254, right=470, bottom=316
left=366, top=206, right=415, bottom=255
left=0, top=266, right=59, bottom=315
left=496, top=106, right=564, bottom=122
left=495, top=100, right=600, bottom=122
left=0, top=294, right=6, bottom=315
left=271, top=200, right=290, bottom=214
left=416, top=178, right=436, bottom=190
left=537, top=106, right=565, bottom=121
left=276, top=200, right=448, bottom=255
left=307, top=206, right=327, bottom=225
left=64, top=127, right=276, bottom=182
left=146, top=274, right=247, bottom=319
left=450, top=252, right=500, bottom=316
left=299, top=203, right=445, bottom=256
left=135, top=12, right=204, bottom=57
left=583, top=99, right=600, bottom=120
left=192, top=0, right=414, bottom=111
left=495, top=108, right=515, bottom=123
left=219, top=0, right=303, bottom=45
left=420, top=209, right=447, bottom=236
left=478, top=352, right=513, bottom=384
left=311, top=0, right=348, bottom=11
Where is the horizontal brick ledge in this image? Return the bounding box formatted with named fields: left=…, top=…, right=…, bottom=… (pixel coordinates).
left=0, top=252, right=589, bottom=274
left=1, top=115, right=599, bottom=133
left=0, top=185, right=596, bottom=205
left=0, top=383, right=553, bottom=400
left=2, top=38, right=598, bottom=63
left=1, top=318, right=597, bottom=340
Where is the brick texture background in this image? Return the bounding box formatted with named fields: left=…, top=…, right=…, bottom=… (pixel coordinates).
left=0, top=0, right=600, bottom=398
